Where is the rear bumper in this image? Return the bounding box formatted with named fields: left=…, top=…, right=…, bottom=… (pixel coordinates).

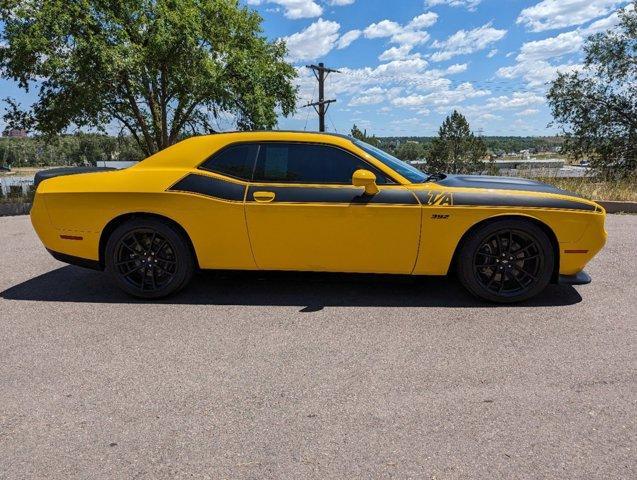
left=47, top=249, right=102, bottom=271
left=559, top=270, right=591, bottom=286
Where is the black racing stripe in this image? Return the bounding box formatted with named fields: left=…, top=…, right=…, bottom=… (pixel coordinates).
left=169, top=174, right=245, bottom=201
left=453, top=192, right=596, bottom=211
left=248, top=186, right=418, bottom=205
left=414, top=190, right=596, bottom=211
left=436, top=174, right=583, bottom=197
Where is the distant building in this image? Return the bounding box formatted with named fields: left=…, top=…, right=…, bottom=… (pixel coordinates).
left=3, top=129, right=28, bottom=138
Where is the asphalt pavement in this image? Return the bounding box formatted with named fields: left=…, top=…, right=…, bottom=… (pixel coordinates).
left=0, top=214, right=635, bottom=479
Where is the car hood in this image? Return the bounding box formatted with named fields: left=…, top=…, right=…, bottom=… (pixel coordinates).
left=435, top=175, right=582, bottom=197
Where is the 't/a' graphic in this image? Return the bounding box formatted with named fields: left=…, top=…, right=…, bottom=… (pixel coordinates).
left=423, top=191, right=454, bottom=206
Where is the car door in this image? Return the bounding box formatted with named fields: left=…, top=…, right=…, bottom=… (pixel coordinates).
left=244, top=142, right=422, bottom=274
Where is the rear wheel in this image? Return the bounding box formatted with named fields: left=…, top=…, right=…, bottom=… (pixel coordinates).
left=456, top=219, right=554, bottom=303
left=105, top=218, right=195, bottom=299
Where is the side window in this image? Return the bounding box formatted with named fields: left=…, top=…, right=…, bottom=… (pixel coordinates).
left=199, top=144, right=258, bottom=181
left=252, top=143, right=391, bottom=184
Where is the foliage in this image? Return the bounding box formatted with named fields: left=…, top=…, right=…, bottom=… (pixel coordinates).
left=0, top=134, right=143, bottom=167
left=394, top=141, right=426, bottom=161
left=547, top=3, right=636, bottom=178
left=427, top=110, right=487, bottom=174
left=350, top=124, right=381, bottom=147
left=377, top=136, right=564, bottom=155
left=0, top=0, right=297, bottom=156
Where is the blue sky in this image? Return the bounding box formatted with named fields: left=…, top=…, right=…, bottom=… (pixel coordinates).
left=247, top=0, right=632, bottom=136
left=0, top=0, right=632, bottom=137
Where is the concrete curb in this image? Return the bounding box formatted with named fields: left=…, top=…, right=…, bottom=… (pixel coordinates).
left=597, top=201, right=637, bottom=214
left=0, top=202, right=31, bottom=217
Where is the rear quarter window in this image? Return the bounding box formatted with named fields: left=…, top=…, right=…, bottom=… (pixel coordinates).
left=199, top=144, right=259, bottom=181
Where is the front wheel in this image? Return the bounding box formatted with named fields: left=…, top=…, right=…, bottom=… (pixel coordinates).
left=105, top=218, right=195, bottom=299
left=456, top=219, right=555, bottom=303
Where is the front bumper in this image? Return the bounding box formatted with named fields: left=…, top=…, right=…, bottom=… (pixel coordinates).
left=558, top=271, right=591, bottom=286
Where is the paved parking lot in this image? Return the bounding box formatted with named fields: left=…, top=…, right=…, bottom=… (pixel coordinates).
left=0, top=214, right=635, bottom=479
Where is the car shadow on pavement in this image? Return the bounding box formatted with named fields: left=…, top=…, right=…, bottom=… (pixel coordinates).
left=1, top=265, right=583, bottom=309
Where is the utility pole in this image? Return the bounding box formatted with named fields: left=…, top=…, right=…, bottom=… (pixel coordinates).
left=304, top=63, right=340, bottom=132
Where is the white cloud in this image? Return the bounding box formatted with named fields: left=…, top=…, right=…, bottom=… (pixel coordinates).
left=247, top=0, right=323, bottom=19
left=337, top=29, right=361, bottom=49
left=408, top=12, right=439, bottom=29
left=516, top=30, right=586, bottom=63
left=498, top=6, right=628, bottom=88
left=430, top=23, right=507, bottom=61
left=517, top=0, right=626, bottom=32
left=349, top=86, right=402, bottom=106
left=478, top=113, right=501, bottom=121
left=485, top=92, right=546, bottom=110
left=497, top=60, right=583, bottom=87
left=391, top=82, right=490, bottom=108
left=294, top=57, right=428, bottom=103
left=425, top=0, right=482, bottom=11
left=391, top=30, right=431, bottom=46
left=349, top=93, right=386, bottom=106
left=516, top=109, right=540, bottom=117
left=363, top=20, right=402, bottom=38
left=487, top=49, right=498, bottom=58
left=446, top=63, right=468, bottom=74
left=435, top=93, right=544, bottom=128
left=329, top=0, right=355, bottom=5
left=379, top=45, right=415, bottom=61
left=363, top=12, right=437, bottom=49
left=282, top=19, right=341, bottom=62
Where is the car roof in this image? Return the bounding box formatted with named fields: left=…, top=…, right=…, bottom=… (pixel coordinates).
left=136, top=130, right=362, bottom=170
left=202, top=130, right=354, bottom=141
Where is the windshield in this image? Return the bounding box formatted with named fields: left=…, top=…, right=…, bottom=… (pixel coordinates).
left=353, top=140, right=429, bottom=183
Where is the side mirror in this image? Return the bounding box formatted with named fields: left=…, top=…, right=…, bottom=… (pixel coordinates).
left=352, top=169, right=379, bottom=195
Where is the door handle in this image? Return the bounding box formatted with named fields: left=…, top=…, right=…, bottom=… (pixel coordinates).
left=253, top=191, right=276, bottom=203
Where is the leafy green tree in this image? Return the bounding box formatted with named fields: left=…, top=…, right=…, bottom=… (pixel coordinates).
left=394, top=141, right=425, bottom=161
left=427, top=110, right=487, bottom=174
left=0, top=0, right=297, bottom=156
left=547, top=3, right=636, bottom=178
left=350, top=124, right=365, bottom=140
left=0, top=134, right=144, bottom=167
left=350, top=124, right=381, bottom=147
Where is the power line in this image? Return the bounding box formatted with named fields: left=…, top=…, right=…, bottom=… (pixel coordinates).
left=303, top=82, right=317, bottom=131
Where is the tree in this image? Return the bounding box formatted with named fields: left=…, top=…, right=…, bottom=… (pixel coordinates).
left=395, top=141, right=425, bottom=162
left=427, top=110, right=487, bottom=174
left=0, top=0, right=297, bottom=156
left=547, top=3, right=636, bottom=178
left=350, top=124, right=381, bottom=147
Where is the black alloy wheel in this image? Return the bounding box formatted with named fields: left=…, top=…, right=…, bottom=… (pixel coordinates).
left=105, top=218, right=195, bottom=298
left=457, top=219, right=554, bottom=303
left=115, top=229, right=177, bottom=292
left=473, top=229, right=544, bottom=298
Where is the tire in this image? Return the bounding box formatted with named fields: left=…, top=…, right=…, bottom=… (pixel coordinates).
left=104, top=217, right=195, bottom=299
left=456, top=219, right=554, bottom=303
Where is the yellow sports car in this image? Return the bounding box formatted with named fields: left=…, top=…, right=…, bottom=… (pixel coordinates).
left=30, top=131, right=607, bottom=303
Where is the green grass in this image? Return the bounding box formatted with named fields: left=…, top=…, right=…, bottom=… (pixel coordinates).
left=536, top=177, right=637, bottom=202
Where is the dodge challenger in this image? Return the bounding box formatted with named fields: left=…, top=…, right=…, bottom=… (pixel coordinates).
left=30, top=131, right=607, bottom=302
